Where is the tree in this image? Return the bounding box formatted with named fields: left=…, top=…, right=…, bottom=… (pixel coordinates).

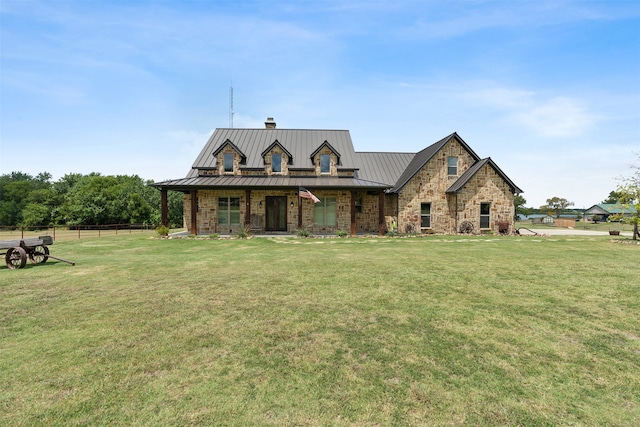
left=0, top=172, right=53, bottom=227
left=616, top=154, right=640, bottom=240
left=602, top=190, right=624, bottom=204
left=540, top=197, right=574, bottom=218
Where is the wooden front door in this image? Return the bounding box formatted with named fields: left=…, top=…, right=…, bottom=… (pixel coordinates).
left=265, top=196, right=287, bottom=231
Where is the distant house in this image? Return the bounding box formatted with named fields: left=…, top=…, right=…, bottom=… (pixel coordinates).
left=152, top=118, right=523, bottom=235
left=584, top=204, right=637, bottom=221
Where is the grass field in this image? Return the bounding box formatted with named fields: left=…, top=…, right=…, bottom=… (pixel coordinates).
left=1, top=234, right=639, bottom=426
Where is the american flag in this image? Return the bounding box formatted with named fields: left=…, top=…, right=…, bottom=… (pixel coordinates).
left=299, top=187, right=320, bottom=203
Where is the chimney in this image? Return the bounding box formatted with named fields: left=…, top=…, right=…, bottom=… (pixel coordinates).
left=265, top=117, right=276, bottom=129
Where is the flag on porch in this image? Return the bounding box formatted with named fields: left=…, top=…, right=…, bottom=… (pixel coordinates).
left=299, top=187, right=320, bottom=203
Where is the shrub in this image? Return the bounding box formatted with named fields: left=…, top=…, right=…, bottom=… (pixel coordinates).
left=236, top=227, right=251, bottom=239
left=295, top=228, right=313, bottom=238
left=155, top=225, right=170, bottom=237
left=336, top=229, right=348, bottom=238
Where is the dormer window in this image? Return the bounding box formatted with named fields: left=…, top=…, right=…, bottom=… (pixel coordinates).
left=320, top=154, right=331, bottom=174
left=272, top=153, right=282, bottom=173
left=224, top=153, right=234, bottom=173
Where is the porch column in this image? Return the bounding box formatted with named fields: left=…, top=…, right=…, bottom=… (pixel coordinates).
left=350, top=190, right=356, bottom=236
left=160, top=188, right=168, bottom=227
left=245, top=190, right=251, bottom=229
left=378, top=191, right=385, bottom=236
left=190, top=190, right=197, bottom=235
left=298, top=194, right=303, bottom=229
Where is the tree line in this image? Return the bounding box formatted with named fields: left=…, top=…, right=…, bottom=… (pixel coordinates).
left=0, top=172, right=183, bottom=228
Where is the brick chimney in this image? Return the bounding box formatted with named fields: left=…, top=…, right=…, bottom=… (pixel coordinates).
left=265, top=117, right=276, bottom=129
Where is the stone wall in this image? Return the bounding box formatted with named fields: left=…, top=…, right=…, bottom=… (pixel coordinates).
left=397, top=139, right=475, bottom=234
left=183, top=189, right=386, bottom=235
left=396, top=139, right=515, bottom=234
left=454, top=164, right=515, bottom=234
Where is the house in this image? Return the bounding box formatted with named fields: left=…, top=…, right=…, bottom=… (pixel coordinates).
left=584, top=204, right=637, bottom=221
left=152, top=118, right=523, bottom=235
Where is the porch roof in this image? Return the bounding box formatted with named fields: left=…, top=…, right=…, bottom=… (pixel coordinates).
left=151, top=175, right=390, bottom=191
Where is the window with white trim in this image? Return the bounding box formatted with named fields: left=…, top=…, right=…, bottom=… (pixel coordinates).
left=320, top=154, right=331, bottom=174
left=218, top=197, right=240, bottom=225
left=447, top=156, right=458, bottom=176
left=421, top=203, right=431, bottom=228
left=224, top=153, right=234, bottom=173
left=272, top=153, right=282, bottom=173
left=480, top=202, right=490, bottom=228
left=314, top=197, right=336, bottom=226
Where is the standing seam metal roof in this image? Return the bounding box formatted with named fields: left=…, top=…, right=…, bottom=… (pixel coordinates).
left=389, top=132, right=482, bottom=193
left=190, top=128, right=357, bottom=172
left=165, top=128, right=522, bottom=195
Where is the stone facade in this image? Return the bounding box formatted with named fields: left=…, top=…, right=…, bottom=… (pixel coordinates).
left=184, top=189, right=386, bottom=235
left=168, top=128, right=520, bottom=236
left=394, top=138, right=515, bottom=234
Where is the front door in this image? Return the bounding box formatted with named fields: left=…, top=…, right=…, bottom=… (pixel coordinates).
left=265, top=196, right=287, bottom=231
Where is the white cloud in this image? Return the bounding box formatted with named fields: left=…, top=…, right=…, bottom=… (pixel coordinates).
left=514, top=97, right=595, bottom=138
left=460, top=84, right=596, bottom=138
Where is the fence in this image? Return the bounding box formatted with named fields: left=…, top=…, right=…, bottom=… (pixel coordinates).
left=0, top=224, right=160, bottom=242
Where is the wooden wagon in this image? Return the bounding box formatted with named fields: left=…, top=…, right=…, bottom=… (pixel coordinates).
left=1, top=236, right=75, bottom=269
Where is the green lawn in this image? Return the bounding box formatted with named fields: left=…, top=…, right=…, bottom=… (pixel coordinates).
left=1, top=234, right=639, bottom=426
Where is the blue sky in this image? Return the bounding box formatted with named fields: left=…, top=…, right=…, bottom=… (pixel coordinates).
left=1, top=0, right=638, bottom=208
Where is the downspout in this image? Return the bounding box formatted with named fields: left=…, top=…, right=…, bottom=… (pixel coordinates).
left=395, top=192, right=399, bottom=233
left=454, top=193, right=458, bottom=234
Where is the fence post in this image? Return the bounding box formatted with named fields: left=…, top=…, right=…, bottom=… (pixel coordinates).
left=21, top=227, right=24, bottom=239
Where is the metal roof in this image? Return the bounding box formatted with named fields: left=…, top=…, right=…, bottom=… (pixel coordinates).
left=584, top=204, right=637, bottom=215
left=389, top=132, right=482, bottom=193
left=446, top=157, right=524, bottom=194
left=151, top=175, right=390, bottom=191
left=190, top=128, right=358, bottom=174
left=354, top=152, right=415, bottom=186
left=157, top=127, right=522, bottom=196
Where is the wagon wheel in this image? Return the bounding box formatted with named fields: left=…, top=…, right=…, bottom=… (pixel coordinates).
left=5, top=247, right=27, bottom=269
left=459, top=221, right=475, bottom=234
left=29, top=245, right=50, bottom=264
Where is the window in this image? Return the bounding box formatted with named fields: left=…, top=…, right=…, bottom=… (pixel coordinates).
left=224, top=153, right=234, bottom=173
left=320, top=154, right=331, bottom=174
left=480, top=203, right=490, bottom=228
left=447, top=156, right=458, bottom=175
left=421, top=203, right=431, bottom=228
left=271, top=153, right=282, bottom=173
left=314, top=197, right=336, bottom=226
left=218, top=197, right=240, bottom=225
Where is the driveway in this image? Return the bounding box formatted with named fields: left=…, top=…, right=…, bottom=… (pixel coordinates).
left=518, top=227, right=633, bottom=237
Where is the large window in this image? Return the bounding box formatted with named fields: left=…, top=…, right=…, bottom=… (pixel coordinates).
left=320, top=154, right=331, bottom=174
left=447, top=156, right=458, bottom=176
left=314, top=197, right=336, bottom=226
left=224, top=153, right=234, bottom=173
left=421, top=203, right=431, bottom=228
left=218, top=197, right=240, bottom=225
left=271, top=153, right=282, bottom=173
left=480, top=202, right=490, bottom=228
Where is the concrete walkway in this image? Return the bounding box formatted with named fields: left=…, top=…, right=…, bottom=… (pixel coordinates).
left=517, top=227, right=634, bottom=237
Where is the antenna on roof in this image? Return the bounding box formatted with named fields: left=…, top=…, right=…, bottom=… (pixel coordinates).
left=229, top=82, right=234, bottom=128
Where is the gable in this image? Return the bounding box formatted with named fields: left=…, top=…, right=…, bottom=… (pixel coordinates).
left=261, top=140, right=293, bottom=165
left=389, top=132, right=481, bottom=193
left=447, top=158, right=523, bottom=194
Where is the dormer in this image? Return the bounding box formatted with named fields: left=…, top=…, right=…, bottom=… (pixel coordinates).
left=261, top=140, right=292, bottom=175
left=212, top=139, right=246, bottom=175
left=310, top=141, right=341, bottom=176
